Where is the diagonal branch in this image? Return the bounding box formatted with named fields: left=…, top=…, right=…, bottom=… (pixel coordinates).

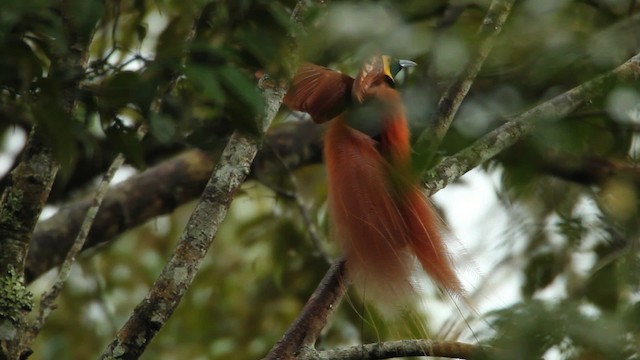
left=423, top=51, right=640, bottom=196
left=265, top=3, right=516, bottom=358
left=25, top=127, right=145, bottom=348
left=25, top=110, right=323, bottom=284
left=414, top=0, right=516, bottom=168
left=99, top=130, right=269, bottom=358
left=264, top=259, right=348, bottom=360
left=98, top=67, right=286, bottom=358
left=263, top=51, right=640, bottom=360
left=97, top=0, right=317, bottom=357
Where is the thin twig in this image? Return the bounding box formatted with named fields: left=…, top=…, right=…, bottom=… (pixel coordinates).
left=290, top=183, right=333, bottom=264
left=267, top=141, right=333, bottom=264
left=30, top=156, right=124, bottom=334
left=423, top=51, right=640, bottom=196
left=301, top=339, right=483, bottom=360
left=414, top=0, right=515, bottom=169
left=26, top=128, right=146, bottom=346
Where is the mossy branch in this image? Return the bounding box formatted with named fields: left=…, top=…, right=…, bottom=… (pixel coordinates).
left=99, top=83, right=287, bottom=360
left=423, top=51, right=640, bottom=196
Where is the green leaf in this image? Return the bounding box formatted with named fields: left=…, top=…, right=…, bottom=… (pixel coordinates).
left=0, top=39, right=44, bottom=91
left=32, top=84, right=77, bottom=174
left=184, top=64, right=226, bottom=106
left=136, top=23, right=148, bottom=44
left=149, top=114, right=176, bottom=144
left=98, top=70, right=157, bottom=116
left=105, top=122, right=144, bottom=169
left=585, top=262, right=619, bottom=311
left=99, top=71, right=139, bottom=103
left=66, top=0, right=105, bottom=45
left=218, top=66, right=263, bottom=112
left=155, top=15, right=192, bottom=69
left=522, top=250, right=560, bottom=298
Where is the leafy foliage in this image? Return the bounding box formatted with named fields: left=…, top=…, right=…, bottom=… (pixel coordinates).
left=1, top=0, right=640, bottom=359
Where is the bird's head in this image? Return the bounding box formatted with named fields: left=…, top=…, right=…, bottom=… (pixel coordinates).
left=381, top=55, right=417, bottom=83
left=353, top=54, right=416, bottom=102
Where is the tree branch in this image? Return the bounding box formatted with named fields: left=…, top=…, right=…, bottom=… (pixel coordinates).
left=0, top=129, right=58, bottom=275
left=423, top=52, right=640, bottom=196
left=263, top=50, right=640, bottom=360
left=264, top=259, right=348, bottom=360
left=0, top=109, right=59, bottom=360
left=0, top=0, right=99, bottom=356
left=414, top=0, right=515, bottom=168
left=99, top=133, right=256, bottom=358
left=97, top=0, right=321, bottom=356
left=25, top=120, right=323, bottom=283
left=98, top=66, right=287, bottom=360
left=25, top=127, right=143, bottom=348
left=264, top=3, right=515, bottom=358
left=301, top=340, right=481, bottom=360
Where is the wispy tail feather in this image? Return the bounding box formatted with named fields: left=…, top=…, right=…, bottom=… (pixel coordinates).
left=326, top=118, right=466, bottom=307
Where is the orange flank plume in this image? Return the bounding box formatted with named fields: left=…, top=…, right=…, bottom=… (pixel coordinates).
left=284, top=56, right=465, bottom=303
left=324, top=118, right=415, bottom=299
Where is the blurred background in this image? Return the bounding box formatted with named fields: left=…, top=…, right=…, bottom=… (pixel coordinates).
left=2, top=0, right=640, bottom=359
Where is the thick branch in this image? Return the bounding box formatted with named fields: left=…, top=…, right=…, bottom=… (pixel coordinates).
left=0, top=129, right=58, bottom=275
left=26, top=120, right=322, bottom=282
left=99, top=131, right=263, bottom=359
left=264, top=259, right=347, bottom=360
left=0, top=128, right=58, bottom=360
left=423, top=52, right=640, bottom=196
left=0, top=0, right=98, bottom=356
left=99, top=76, right=286, bottom=358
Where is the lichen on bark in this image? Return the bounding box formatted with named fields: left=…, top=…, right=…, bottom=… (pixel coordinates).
left=0, top=267, right=32, bottom=324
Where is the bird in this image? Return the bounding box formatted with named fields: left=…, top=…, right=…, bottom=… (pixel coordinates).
left=283, top=55, right=465, bottom=305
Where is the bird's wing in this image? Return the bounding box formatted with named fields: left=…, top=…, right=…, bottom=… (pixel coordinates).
left=284, top=63, right=354, bottom=123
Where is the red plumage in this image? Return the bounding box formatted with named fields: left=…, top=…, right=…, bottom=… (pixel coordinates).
left=284, top=56, right=464, bottom=303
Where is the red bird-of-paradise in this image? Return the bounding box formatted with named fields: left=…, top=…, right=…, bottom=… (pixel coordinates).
left=284, top=55, right=465, bottom=304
